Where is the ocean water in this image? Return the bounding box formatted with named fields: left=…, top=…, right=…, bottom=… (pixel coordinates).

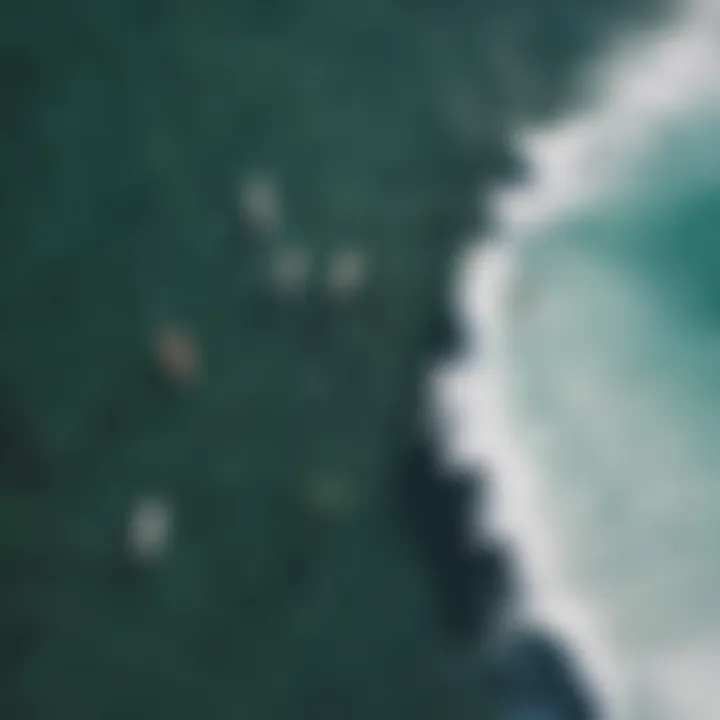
left=437, top=2, right=720, bottom=718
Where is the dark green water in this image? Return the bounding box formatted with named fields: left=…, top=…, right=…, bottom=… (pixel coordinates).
left=1, top=1, right=660, bottom=718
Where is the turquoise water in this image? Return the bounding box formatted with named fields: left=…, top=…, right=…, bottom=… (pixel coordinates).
left=443, top=6, right=720, bottom=718
left=508, top=104, right=720, bottom=719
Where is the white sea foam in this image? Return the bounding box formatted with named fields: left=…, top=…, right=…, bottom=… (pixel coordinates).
left=436, top=1, right=720, bottom=717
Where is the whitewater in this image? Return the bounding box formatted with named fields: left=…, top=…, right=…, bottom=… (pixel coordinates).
left=434, top=1, right=720, bottom=718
